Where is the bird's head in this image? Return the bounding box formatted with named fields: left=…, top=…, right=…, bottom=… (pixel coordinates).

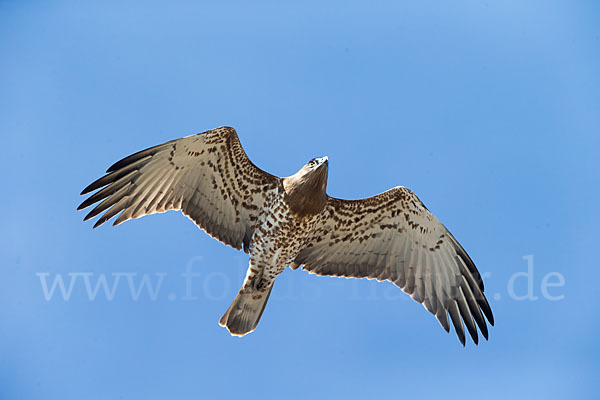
left=304, top=156, right=328, bottom=173
left=299, top=156, right=328, bottom=188
left=282, top=156, right=329, bottom=216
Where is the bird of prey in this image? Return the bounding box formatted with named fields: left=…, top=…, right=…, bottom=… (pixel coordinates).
left=78, top=126, right=493, bottom=345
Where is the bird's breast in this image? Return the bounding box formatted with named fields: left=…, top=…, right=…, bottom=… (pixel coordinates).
left=248, top=196, right=321, bottom=267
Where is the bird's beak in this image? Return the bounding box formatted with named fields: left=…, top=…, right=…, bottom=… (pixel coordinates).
left=320, top=157, right=328, bottom=179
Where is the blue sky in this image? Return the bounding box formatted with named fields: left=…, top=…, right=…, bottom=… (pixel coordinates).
left=1, top=1, right=599, bottom=399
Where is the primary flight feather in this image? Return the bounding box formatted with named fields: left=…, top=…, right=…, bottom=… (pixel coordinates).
left=78, top=126, right=494, bottom=345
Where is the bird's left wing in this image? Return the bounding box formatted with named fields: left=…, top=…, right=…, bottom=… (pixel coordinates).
left=292, top=186, right=493, bottom=345
left=78, top=127, right=280, bottom=252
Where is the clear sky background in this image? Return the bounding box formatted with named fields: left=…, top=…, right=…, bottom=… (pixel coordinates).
left=1, top=1, right=599, bottom=399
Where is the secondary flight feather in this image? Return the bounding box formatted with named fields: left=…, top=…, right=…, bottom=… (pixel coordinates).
left=78, top=126, right=494, bottom=345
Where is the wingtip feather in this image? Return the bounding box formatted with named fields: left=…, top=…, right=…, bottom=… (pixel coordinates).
left=93, top=217, right=107, bottom=229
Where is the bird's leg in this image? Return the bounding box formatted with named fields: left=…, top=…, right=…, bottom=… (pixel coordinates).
left=241, top=261, right=264, bottom=292
left=255, top=278, right=272, bottom=292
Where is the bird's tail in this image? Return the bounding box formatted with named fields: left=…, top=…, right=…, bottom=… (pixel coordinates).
left=219, top=285, right=273, bottom=337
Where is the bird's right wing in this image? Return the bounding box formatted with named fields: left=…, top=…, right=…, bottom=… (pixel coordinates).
left=78, top=126, right=281, bottom=252
left=293, top=186, right=493, bottom=345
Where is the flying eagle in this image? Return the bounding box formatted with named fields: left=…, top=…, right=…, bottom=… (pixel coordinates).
left=78, top=126, right=493, bottom=345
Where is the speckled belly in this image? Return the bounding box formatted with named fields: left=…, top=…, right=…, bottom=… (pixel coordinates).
left=244, top=196, right=319, bottom=291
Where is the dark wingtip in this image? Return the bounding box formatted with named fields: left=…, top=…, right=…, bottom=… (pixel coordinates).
left=481, top=301, right=495, bottom=326
left=441, top=320, right=450, bottom=333
left=93, top=217, right=107, bottom=229
left=481, top=324, right=489, bottom=341
left=465, top=320, right=478, bottom=345
left=80, top=183, right=96, bottom=196
left=78, top=197, right=97, bottom=211
left=106, top=146, right=159, bottom=173
left=83, top=210, right=96, bottom=221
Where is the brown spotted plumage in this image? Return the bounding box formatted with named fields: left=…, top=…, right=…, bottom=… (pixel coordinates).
left=78, top=126, right=493, bottom=345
